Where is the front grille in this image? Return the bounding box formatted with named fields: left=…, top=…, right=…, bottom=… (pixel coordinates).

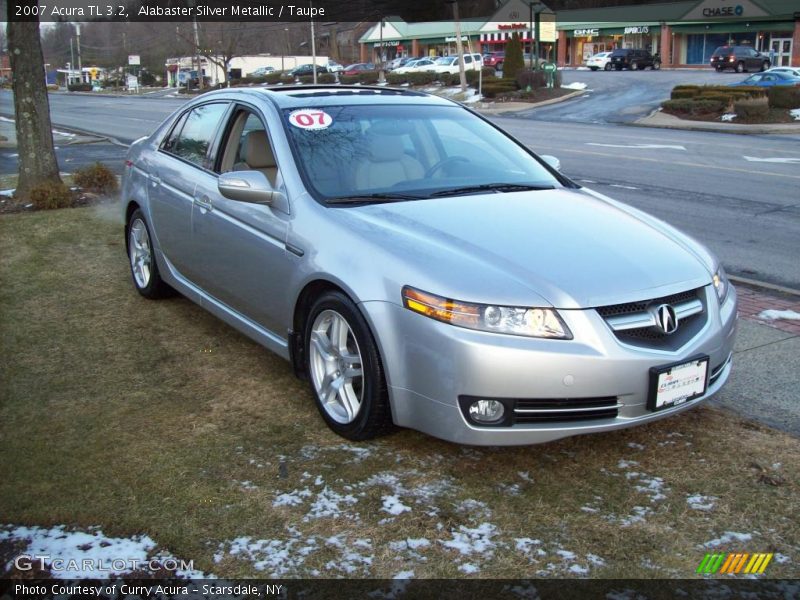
left=596, top=289, right=698, bottom=319
left=513, top=397, right=619, bottom=424
left=596, top=288, right=707, bottom=350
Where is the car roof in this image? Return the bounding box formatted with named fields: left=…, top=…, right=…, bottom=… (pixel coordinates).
left=193, top=86, right=458, bottom=110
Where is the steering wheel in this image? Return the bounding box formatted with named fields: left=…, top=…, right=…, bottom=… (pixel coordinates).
left=425, top=156, right=470, bottom=178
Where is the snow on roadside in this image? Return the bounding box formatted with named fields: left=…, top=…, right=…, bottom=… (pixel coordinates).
left=791, top=108, right=800, bottom=121
left=562, top=82, right=587, bottom=90
left=758, top=309, right=800, bottom=321
left=702, top=531, right=754, bottom=548
left=721, top=113, right=737, bottom=122
left=0, top=525, right=206, bottom=579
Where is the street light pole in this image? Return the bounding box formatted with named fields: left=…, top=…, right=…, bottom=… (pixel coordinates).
left=378, top=18, right=385, bottom=83
left=529, top=1, right=543, bottom=70
left=310, top=1, right=317, bottom=84
left=448, top=0, right=467, bottom=93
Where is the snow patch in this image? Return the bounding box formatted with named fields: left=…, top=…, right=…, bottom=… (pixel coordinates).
left=381, top=495, right=411, bottom=515
left=440, top=523, right=498, bottom=557
left=702, top=531, right=754, bottom=548
left=758, top=309, right=800, bottom=321
left=721, top=113, right=737, bottom=122
left=791, top=108, right=800, bottom=121
left=562, top=82, right=587, bottom=90
left=273, top=488, right=313, bottom=507
left=687, top=494, right=718, bottom=511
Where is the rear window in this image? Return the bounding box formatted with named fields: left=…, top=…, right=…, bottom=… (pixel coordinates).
left=713, top=47, right=733, bottom=56
left=611, top=49, right=629, bottom=56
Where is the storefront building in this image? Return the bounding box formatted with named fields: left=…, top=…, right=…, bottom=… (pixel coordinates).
left=359, top=18, right=485, bottom=64
left=557, top=0, right=798, bottom=68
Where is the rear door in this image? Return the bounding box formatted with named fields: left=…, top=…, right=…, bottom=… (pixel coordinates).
left=149, top=102, right=229, bottom=282
left=189, top=104, right=292, bottom=334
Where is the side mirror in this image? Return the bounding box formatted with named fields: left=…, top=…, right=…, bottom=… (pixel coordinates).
left=218, top=170, right=280, bottom=205
left=541, top=155, right=561, bottom=172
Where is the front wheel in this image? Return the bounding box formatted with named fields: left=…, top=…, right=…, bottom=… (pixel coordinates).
left=126, top=209, right=173, bottom=299
left=760, top=61, right=770, bottom=71
left=736, top=61, right=745, bottom=73
left=305, top=291, right=393, bottom=440
left=631, top=62, right=639, bottom=71
left=589, top=66, right=598, bottom=71
left=604, top=62, right=612, bottom=71
left=652, top=60, right=661, bottom=70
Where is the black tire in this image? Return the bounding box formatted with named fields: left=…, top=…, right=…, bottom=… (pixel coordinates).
left=615, top=64, right=622, bottom=71
left=304, top=291, right=394, bottom=441
left=736, top=61, right=745, bottom=73
left=631, top=61, right=639, bottom=71
left=760, top=61, right=770, bottom=72
left=604, top=62, right=612, bottom=71
left=496, top=62, right=503, bottom=72
left=652, top=60, right=661, bottom=70
left=715, top=66, right=724, bottom=72
left=126, top=208, right=173, bottom=299
left=589, top=66, right=598, bottom=71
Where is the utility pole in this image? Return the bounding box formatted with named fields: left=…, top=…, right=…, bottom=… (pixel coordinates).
left=378, top=18, right=385, bottom=83
left=70, top=37, right=75, bottom=85
left=75, top=24, right=82, bottom=82
left=193, top=18, right=203, bottom=89
left=449, top=1, right=467, bottom=92
left=310, top=2, right=317, bottom=84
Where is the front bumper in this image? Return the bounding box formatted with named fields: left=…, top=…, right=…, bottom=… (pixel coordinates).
left=362, top=284, right=737, bottom=445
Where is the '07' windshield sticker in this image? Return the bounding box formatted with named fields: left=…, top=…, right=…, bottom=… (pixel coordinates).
left=288, top=109, right=333, bottom=130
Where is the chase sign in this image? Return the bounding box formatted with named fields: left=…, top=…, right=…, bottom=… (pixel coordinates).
left=681, top=0, right=767, bottom=20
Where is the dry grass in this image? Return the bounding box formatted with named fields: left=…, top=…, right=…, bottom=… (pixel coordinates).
left=0, top=204, right=798, bottom=579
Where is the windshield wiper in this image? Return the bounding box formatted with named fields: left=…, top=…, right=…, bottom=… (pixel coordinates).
left=326, top=193, right=424, bottom=205
left=432, top=183, right=555, bottom=197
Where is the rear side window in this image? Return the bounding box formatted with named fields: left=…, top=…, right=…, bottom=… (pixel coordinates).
left=171, top=103, right=229, bottom=168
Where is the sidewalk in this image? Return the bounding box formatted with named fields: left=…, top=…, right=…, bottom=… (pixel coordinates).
left=472, top=89, right=585, bottom=115
left=634, top=110, right=800, bottom=135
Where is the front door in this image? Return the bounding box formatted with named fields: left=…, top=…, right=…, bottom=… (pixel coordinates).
left=770, top=37, right=793, bottom=67
left=190, top=106, right=292, bottom=335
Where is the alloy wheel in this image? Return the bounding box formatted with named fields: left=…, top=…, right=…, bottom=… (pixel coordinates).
left=129, top=218, right=152, bottom=289
left=309, top=310, right=364, bottom=424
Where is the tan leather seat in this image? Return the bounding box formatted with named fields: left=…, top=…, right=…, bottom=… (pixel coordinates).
left=354, top=131, right=424, bottom=190
left=241, top=130, right=278, bottom=186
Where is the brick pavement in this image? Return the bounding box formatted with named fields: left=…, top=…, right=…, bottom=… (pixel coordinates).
left=735, top=284, right=800, bottom=336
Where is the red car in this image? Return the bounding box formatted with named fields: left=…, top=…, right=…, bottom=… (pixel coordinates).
left=343, top=63, right=376, bottom=76
left=483, top=51, right=505, bottom=70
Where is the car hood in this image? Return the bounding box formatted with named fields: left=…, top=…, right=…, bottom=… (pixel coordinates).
left=336, top=188, right=712, bottom=309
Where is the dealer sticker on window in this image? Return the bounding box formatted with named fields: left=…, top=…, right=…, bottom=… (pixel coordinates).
left=288, top=109, right=332, bottom=130
left=648, top=356, right=709, bottom=411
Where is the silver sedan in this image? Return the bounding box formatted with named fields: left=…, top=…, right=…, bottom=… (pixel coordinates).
left=122, top=86, right=737, bottom=445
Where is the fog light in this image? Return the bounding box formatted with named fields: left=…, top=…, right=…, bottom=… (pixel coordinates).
left=469, top=400, right=505, bottom=423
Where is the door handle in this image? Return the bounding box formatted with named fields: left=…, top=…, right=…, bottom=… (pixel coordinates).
left=149, top=174, right=161, bottom=187
left=194, top=195, right=213, bottom=211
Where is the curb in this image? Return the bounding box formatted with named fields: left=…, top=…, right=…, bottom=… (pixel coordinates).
left=729, top=275, right=800, bottom=298
left=473, top=89, right=585, bottom=115
left=633, top=109, right=800, bottom=135
left=0, top=112, right=131, bottom=148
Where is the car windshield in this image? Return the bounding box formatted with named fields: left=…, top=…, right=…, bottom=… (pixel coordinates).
left=282, top=104, right=561, bottom=203
left=434, top=57, right=456, bottom=65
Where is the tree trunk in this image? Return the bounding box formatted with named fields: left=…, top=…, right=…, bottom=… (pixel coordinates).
left=6, top=14, right=62, bottom=198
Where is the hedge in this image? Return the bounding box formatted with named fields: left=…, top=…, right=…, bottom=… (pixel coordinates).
left=734, top=97, right=769, bottom=119
left=68, top=83, right=93, bottom=92
left=661, top=98, right=726, bottom=115
left=767, top=86, right=800, bottom=109
left=339, top=74, right=360, bottom=84
left=481, top=81, right=518, bottom=98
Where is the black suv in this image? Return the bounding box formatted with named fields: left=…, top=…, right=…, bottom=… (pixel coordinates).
left=710, top=46, right=770, bottom=73
left=609, top=49, right=660, bottom=70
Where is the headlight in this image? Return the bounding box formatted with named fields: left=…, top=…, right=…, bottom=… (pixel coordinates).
left=712, top=266, right=729, bottom=304
left=402, top=286, right=572, bottom=339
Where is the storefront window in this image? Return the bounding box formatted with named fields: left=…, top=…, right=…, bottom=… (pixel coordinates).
left=686, top=32, right=757, bottom=64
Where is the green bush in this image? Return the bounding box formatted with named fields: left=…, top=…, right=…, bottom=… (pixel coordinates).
left=661, top=99, right=694, bottom=113
left=406, top=71, right=437, bottom=86
left=734, top=96, right=769, bottom=119
left=481, top=82, right=518, bottom=98
left=386, top=72, right=408, bottom=85
left=298, top=75, right=314, bottom=84
left=29, top=181, right=74, bottom=210
left=516, top=69, right=548, bottom=90
left=466, top=68, right=496, bottom=86
left=317, top=73, right=336, bottom=84
left=503, top=33, right=525, bottom=81
left=68, top=83, right=93, bottom=92
left=73, top=162, right=119, bottom=194
left=767, top=86, right=800, bottom=109
left=690, top=99, right=726, bottom=114
left=357, top=71, right=380, bottom=84
left=339, top=75, right=360, bottom=84
left=671, top=88, right=700, bottom=99
left=438, top=72, right=458, bottom=86
left=264, top=72, right=284, bottom=84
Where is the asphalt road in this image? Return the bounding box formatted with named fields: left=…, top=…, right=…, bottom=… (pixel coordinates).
left=1, top=85, right=799, bottom=289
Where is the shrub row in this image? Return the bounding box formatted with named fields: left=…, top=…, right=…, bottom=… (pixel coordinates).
left=667, top=83, right=800, bottom=114
left=67, top=83, right=93, bottom=92
left=734, top=96, right=770, bottom=119
left=661, top=98, right=727, bottom=115
left=767, top=85, right=800, bottom=109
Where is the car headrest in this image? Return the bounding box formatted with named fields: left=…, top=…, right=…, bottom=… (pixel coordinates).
left=241, top=130, right=276, bottom=169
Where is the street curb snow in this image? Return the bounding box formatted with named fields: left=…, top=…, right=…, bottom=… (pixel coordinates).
left=473, top=89, right=586, bottom=115
left=0, top=112, right=129, bottom=148
left=633, top=109, right=800, bottom=135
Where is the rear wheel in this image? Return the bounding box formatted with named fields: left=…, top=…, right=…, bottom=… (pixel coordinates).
left=305, top=291, right=393, bottom=440
left=736, top=61, right=745, bottom=73
left=126, top=209, right=173, bottom=299
left=631, top=62, right=639, bottom=71
left=760, top=61, right=770, bottom=71
left=604, top=62, right=612, bottom=71
left=496, top=61, right=503, bottom=72
left=589, top=66, right=598, bottom=71
left=652, top=60, right=661, bottom=70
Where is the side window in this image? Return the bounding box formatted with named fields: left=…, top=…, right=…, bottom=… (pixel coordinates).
left=172, top=103, right=229, bottom=168
left=218, top=109, right=279, bottom=186
left=464, top=55, right=472, bottom=65
left=161, top=113, right=188, bottom=153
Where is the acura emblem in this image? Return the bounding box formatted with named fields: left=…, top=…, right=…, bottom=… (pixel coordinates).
left=653, top=304, right=679, bottom=335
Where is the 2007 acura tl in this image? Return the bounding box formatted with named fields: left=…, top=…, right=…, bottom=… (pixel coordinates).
left=122, top=86, right=737, bottom=445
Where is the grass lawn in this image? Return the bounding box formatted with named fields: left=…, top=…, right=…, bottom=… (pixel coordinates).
left=0, top=204, right=798, bottom=579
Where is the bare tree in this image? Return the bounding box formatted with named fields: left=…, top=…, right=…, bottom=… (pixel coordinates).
left=6, top=9, right=62, bottom=199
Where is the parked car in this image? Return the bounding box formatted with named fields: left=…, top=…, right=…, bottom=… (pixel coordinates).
left=326, top=60, right=344, bottom=73
left=710, top=46, right=770, bottom=73
left=122, top=85, right=737, bottom=445
left=289, top=64, right=327, bottom=77
left=765, top=66, right=800, bottom=78
left=728, top=71, right=800, bottom=87
left=484, top=51, right=505, bottom=70
left=609, top=48, right=660, bottom=70
left=392, top=58, right=436, bottom=75
left=250, top=66, right=275, bottom=77
left=429, top=53, right=484, bottom=75
left=343, top=63, right=375, bottom=75
left=586, top=51, right=612, bottom=71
